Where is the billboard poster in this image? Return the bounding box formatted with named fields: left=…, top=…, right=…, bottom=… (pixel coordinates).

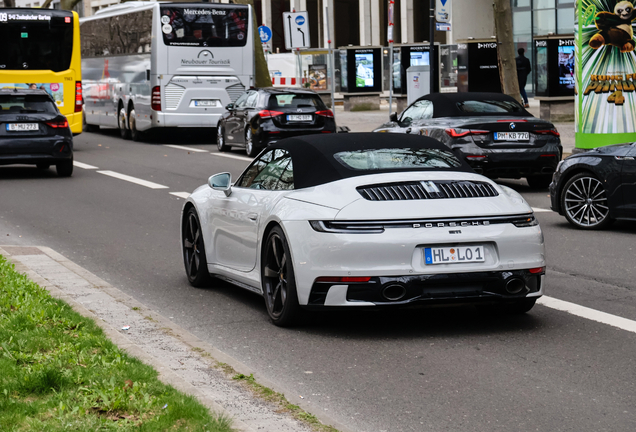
left=576, top=0, right=636, bottom=149
left=308, top=64, right=327, bottom=91
left=0, top=83, right=64, bottom=107
left=558, top=45, right=575, bottom=92
left=355, top=53, right=374, bottom=88
left=410, top=51, right=430, bottom=66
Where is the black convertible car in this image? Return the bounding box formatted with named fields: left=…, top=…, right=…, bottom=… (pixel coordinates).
left=374, top=93, right=563, bottom=189
left=550, top=143, right=636, bottom=229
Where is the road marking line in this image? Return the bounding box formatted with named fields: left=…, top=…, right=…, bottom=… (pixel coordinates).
left=211, top=153, right=252, bottom=162
left=73, top=161, right=99, bottom=170
left=539, top=296, right=636, bottom=334
left=532, top=207, right=552, bottom=213
left=163, top=145, right=209, bottom=153
left=170, top=192, right=191, bottom=199
left=97, top=170, right=169, bottom=189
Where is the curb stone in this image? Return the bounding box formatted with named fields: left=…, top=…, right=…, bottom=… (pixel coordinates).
left=0, top=245, right=352, bottom=432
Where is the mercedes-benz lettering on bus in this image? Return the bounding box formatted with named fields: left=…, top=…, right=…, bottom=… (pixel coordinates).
left=0, top=9, right=83, bottom=134
left=80, top=2, right=253, bottom=139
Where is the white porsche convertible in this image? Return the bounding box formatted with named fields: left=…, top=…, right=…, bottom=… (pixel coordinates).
left=181, top=133, right=545, bottom=326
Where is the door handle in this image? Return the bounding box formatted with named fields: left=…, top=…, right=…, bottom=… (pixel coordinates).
left=247, top=213, right=258, bottom=221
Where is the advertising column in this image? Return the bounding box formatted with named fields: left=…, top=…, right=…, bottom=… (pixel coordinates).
left=576, top=0, right=636, bottom=150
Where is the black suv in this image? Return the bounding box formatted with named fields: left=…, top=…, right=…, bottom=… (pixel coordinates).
left=217, top=88, right=336, bottom=157
left=0, top=88, right=74, bottom=177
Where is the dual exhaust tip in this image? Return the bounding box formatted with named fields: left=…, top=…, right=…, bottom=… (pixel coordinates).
left=380, top=278, right=527, bottom=301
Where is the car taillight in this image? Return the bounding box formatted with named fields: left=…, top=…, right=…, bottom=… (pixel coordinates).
left=258, top=110, right=284, bottom=119
left=535, top=129, right=560, bottom=137
left=46, top=119, right=69, bottom=128
left=445, top=128, right=489, bottom=138
left=75, top=81, right=82, bottom=113
left=315, top=276, right=372, bottom=283
left=315, top=109, right=334, bottom=118
left=151, top=86, right=161, bottom=111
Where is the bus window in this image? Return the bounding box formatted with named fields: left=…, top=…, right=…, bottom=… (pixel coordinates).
left=159, top=5, right=249, bottom=47
left=0, top=16, right=73, bottom=72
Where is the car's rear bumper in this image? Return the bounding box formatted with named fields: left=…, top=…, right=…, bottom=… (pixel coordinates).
left=155, top=112, right=221, bottom=128
left=0, top=136, right=73, bottom=165
left=466, top=146, right=562, bottom=178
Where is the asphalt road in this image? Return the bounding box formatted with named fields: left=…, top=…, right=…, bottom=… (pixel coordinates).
left=1, top=128, right=636, bottom=432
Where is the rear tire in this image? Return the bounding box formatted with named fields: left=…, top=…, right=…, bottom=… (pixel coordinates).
left=118, top=106, right=130, bottom=140
left=245, top=127, right=259, bottom=158
left=56, top=159, right=73, bottom=177
left=527, top=174, right=553, bottom=189
left=129, top=108, right=144, bottom=142
left=217, top=125, right=230, bottom=152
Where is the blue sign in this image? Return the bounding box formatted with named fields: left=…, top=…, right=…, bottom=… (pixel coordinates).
left=295, top=16, right=305, bottom=25
left=258, top=25, right=272, bottom=43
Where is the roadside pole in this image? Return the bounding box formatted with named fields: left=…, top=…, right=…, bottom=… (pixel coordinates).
left=429, top=1, right=436, bottom=94
left=388, top=0, right=395, bottom=112
left=326, top=6, right=336, bottom=124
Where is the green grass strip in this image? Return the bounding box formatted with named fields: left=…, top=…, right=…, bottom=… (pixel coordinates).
left=0, top=255, right=233, bottom=432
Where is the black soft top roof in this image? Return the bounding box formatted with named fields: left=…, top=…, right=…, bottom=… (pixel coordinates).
left=415, top=92, right=531, bottom=118
left=267, top=133, right=474, bottom=189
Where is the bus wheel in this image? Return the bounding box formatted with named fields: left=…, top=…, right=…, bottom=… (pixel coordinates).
left=129, top=108, right=144, bottom=142
left=118, top=106, right=131, bottom=140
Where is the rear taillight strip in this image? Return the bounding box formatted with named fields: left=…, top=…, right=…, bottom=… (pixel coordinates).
left=151, top=86, right=161, bottom=111
left=75, top=81, right=82, bottom=113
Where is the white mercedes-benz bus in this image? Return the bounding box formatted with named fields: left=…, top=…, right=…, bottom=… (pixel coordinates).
left=80, top=2, right=254, bottom=140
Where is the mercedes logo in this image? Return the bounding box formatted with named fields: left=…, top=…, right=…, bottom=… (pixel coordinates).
left=509, top=122, right=516, bottom=130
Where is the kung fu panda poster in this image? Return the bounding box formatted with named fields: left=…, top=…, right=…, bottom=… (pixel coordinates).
left=576, top=0, right=636, bottom=149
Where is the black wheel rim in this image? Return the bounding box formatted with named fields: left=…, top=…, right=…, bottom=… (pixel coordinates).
left=564, top=176, right=609, bottom=227
left=217, top=126, right=224, bottom=149
left=183, top=212, right=203, bottom=278
left=263, top=233, right=288, bottom=318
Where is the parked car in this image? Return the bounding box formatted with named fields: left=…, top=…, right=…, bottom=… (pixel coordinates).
left=550, top=143, right=636, bottom=229
left=0, top=88, right=73, bottom=177
left=374, top=92, right=563, bottom=189
left=216, top=87, right=336, bottom=157
left=181, top=133, right=545, bottom=326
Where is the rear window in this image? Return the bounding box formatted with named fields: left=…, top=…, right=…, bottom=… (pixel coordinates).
left=0, top=12, right=73, bottom=72
left=333, top=148, right=462, bottom=171
left=160, top=6, right=249, bottom=47
left=456, top=100, right=525, bottom=114
left=268, top=94, right=325, bottom=109
left=0, top=95, right=58, bottom=115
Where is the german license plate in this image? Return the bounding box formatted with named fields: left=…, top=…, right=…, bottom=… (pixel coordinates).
left=194, top=100, right=219, bottom=107
left=494, top=132, right=529, bottom=141
left=287, top=115, right=312, bottom=121
left=7, top=123, right=38, bottom=131
left=424, top=245, right=485, bottom=265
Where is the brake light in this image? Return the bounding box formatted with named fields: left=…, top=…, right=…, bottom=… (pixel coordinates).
left=445, top=128, right=489, bottom=138
left=46, top=119, right=69, bottom=128
left=529, top=267, right=545, bottom=274
left=74, top=81, right=82, bottom=113
left=465, top=155, right=487, bottom=160
left=258, top=110, right=284, bottom=119
left=151, top=86, right=161, bottom=111
left=315, top=276, right=372, bottom=283
left=540, top=154, right=558, bottom=158
left=315, top=109, right=334, bottom=118
left=535, top=129, right=560, bottom=137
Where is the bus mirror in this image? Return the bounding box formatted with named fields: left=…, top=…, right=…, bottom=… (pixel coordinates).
left=146, top=70, right=150, bottom=81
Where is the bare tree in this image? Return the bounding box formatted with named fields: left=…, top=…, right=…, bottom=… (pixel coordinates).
left=233, top=0, right=272, bottom=88
left=493, top=0, right=521, bottom=104
left=4, top=0, right=16, bottom=7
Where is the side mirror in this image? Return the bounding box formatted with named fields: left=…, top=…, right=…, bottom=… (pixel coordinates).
left=208, top=172, right=232, bottom=196
left=225, top=103, right=234, bottom=111
left=389, top=112, right=398, bottom=122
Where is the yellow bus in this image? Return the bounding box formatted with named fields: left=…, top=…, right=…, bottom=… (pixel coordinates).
left=0, top=8, right=83, bottom=134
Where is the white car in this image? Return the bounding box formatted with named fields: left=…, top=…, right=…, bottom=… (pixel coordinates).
left=181, top=134, right=546, bottom=326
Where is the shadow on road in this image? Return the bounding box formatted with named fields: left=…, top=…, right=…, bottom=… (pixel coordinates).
left=0, top=166, right=60, bottom=180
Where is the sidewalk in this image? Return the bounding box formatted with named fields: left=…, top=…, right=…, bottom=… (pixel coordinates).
left=334, top=97, right=575, bottom=157
left=0, top=245, right=345, bottom=432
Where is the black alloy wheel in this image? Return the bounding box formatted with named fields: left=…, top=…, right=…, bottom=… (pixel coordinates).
left=128, top=108, right=144, bottom=142
left=561, top=172, right=612, bottom=230
left=182, top=208, right=212, bottom=287
left=526, top=174, right=553, bottom=189
left=262, top=226, right=300, bottom=326
left=245, top=127, right=259, bottom=158
left=217, top=125, right=230, bottom=152
left=56, top=159, right=73, bottom=177
left=118, top=105, right=131, bottom=140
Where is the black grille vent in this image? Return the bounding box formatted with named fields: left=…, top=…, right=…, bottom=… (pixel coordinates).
left=357, top=181, right=498, bottom=201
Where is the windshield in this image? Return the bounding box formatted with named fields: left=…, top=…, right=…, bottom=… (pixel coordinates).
left=334, top=148, right=462, bottom=171
left=0, top=12, right=73, bottom=72
left=160, top=5, right=249, bottom=47
left=456, top=100, right=525, bottom=114
left=0, top=95, right=58, bottom=114
left=268, top=94, right=325, bottom=109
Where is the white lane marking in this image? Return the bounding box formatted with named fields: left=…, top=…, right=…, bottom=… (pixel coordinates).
left=170, top=192, right=191, bottom=199
left=163, top=145, right=209, bottom=153
left=73, top=161, right=99, bottom=170
left=539, top=296, right=636, bottom=334
left=97, top=170, right=169, bottom=189
left=211, top=152, right=252, bottom=162
left=532, top=207, right=552, bottom=213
